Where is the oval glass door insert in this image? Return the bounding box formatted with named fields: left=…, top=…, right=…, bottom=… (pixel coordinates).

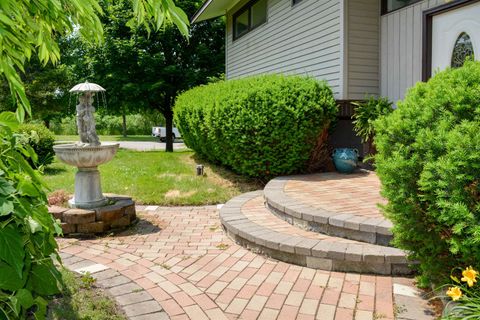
left=451, top=32, right=475, bottom=68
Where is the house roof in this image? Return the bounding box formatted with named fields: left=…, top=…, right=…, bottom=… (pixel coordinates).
left=192, top=0, right=238, bottom=23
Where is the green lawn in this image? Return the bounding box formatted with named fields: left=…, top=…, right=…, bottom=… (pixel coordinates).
left=55, top=135, right=157, bottom=142
left=44, top=149, right=261, bottom=205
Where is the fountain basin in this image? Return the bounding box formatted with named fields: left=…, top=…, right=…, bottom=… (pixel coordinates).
left=53, top=142, right=120, bottom=209
left=53, top=142, right=119, bottom=168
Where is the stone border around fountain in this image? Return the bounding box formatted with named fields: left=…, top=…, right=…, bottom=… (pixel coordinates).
left=48, top=194, right=136, bottom=236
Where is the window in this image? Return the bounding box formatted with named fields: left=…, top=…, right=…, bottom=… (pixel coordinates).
left=381, top=0, right=422, bottom=14
left=235, top=10, right=249, bottom=38
left=451, top=32, right=475, bottom=68
left=251, top=0, right=267, bottom=27
left=233, top=0, right=267, bottom=40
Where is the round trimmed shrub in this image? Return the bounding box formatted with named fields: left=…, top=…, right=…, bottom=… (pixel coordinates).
left=374, top=61, right=480, bottom=285
left=18, top=123, right=55, bottom=166
left=174, top=74, right=337, bottom=178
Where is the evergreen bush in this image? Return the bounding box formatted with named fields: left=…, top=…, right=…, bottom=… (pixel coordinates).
left=374, top=61, right=480, bottom=285
left=174, top=74, right=337, bottom=178
left=18, top=123, right=56, bottom=166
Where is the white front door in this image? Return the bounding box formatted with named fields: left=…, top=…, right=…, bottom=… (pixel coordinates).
left=431, top=1, right=480, bottom=74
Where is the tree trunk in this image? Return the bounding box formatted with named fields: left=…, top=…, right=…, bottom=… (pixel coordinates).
left=122, top=109, right=127, bottom=137
left=44, top=119, right=50, bottom=129
left=307, top=126, right=331, bottom=173
left=367, top=135, right=376, bottom=156
left=165, top=109, right=173, bottom=152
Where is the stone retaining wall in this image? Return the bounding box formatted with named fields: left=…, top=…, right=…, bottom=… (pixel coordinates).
left=49, top=194, right=136, bottom=235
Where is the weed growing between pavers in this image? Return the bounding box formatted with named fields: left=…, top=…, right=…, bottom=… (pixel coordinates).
left=47, top=268, right=126, bottom=320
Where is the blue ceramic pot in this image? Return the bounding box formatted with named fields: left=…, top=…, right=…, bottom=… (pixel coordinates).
left=332, top=148, right=358, bottom=173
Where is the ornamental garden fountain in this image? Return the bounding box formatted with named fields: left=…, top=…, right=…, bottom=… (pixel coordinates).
left=50, top=82, right=136, bottom=235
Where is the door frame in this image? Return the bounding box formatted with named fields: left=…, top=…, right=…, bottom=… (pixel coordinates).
left=422, top=0, right=480, bottom=81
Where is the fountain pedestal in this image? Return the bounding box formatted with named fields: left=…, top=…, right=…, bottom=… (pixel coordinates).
left=70, top=167, right=107, bottom=209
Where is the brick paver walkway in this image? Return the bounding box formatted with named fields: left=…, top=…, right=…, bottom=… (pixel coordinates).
left=284, top=171, right=385, bottom=219
left=58, top=205, right=434, bottom=320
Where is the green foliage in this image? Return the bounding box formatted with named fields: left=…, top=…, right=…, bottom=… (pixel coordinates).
left=51, top=117, right=78, bottom=136
left=79, top=273, right=97, bottom=290
left=352, top=96, right=393, bottom=143
left=50, top=112, right=165, bottom=135
left=18, top=123, right=56, bottom=167
left=82, top=0, right=224, bottom=150
left=0, top=0, right=103, bottom=120
left=0, top=58, right=73, bottom=126
left=95, top=114, right=155, bottom=136
left=48, top=268, right=126, bottom=320
left=443, top=293, right=480, bottom=319
left=0, top=0, right=188, bottom=122
left=374, top=61, right=480, bottom=284
left=128, top=0, right=189, bottom=37
left=0, top=112, right=62, bottom=319
left=174, top=75, right=337, bottom=178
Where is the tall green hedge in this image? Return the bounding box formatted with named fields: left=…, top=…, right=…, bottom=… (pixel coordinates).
left=174, top=75, right=337, bottom=178
left=374, top=61, right=480, bottom=285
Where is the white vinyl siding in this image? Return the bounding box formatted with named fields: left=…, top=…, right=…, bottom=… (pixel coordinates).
left=226, top=0, right=343, bottom=97
left=347, top=0, right=380, bottom=100
left=380, top=0, right=444, bottom=102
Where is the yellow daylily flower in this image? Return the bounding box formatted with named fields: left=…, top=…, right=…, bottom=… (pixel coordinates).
left=447, top=287, right=462, bottom=301
left=461, top=266, right=478, bottom=287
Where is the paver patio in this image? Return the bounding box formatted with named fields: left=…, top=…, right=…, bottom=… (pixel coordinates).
left=284, top=172, right=386, bottom=219
left=58, top=203, right=435, bottom=319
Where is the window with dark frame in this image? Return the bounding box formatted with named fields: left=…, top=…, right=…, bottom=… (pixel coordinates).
left=233, top=0, right=267, bottom=40
left=381, top=0, right=422, bottom=14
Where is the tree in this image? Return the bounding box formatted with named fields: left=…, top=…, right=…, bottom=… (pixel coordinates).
left=85, top=0, right=225, bottom=150
left=84, top=0, right=150, bottom=137
left=0, top=0, right=189, bottom=121
left=139, top=2, right=225, bottom=152
left=0, top=57, right=73, bottom=128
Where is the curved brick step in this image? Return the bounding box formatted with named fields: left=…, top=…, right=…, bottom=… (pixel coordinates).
left=263, top=172, right=393, bottom=246
left=220, top=191, right=412, bottom=275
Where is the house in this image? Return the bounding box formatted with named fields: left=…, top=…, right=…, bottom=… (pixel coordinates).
left=192, top=0, right=479, bottom=154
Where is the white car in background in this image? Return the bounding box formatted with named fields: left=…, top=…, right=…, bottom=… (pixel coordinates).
left=152, top=126, right=181, bottom=142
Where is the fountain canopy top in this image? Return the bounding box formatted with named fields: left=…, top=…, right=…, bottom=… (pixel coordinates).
left=69, top=81, right=106, bottom=93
